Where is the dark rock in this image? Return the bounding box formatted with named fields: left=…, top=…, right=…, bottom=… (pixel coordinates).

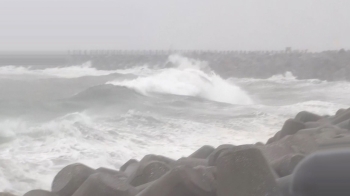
left=130, top=161, right=170, bottom=186
left=271, top=154, right=305, bottom=177
left=266, top=131, right=281, bottom=144
left=336, top=108, right=347, bottom=116
left=96, top=167, right=119, bottom=175
left=125, top=155, right=174, bottom=186
left=318, top=134, right=350, bottom=150
left=276, top=175, right=292, bottom=196
left=266, top=137, right=274, bottom=144
left=51, top=163, right=95, bottom=196
left=260, top=132, right=318, bottom=163
left=120, top=159, right=140, bottom=177
left=182, top=166, right=217, bottom=196
left=171, top=157, right=208, bottom=168
left=133, top=181, right=155, bottom=195
left=214, top=144, right=257, bottom=164
left=336, top=119, right=350, bottom=130
left=292, top=149, right=350, bottom=195
left=24, top=190, right=58, bottom=196
left=96, top=167, right=128, bottom=180
left=278, top=119, right=305, bottom=140
left=216, top=147, right=280, bottom=196
left=330, top=109, right=350, bottom=124
left=0, top=193, right=16, bottom=196
left=297, top=124, right=348, bottom=141
left=295, top=111, right=322, bottom=123
left=189, top=145, right=215, bottom=159
left=120, top=159, right=138, bottom=172
left=280, top=124, right=350, bottom=154
left=140, top=155, right=175, bottom=165
left=136, top=166, right=216, bottom=196
left=72, top=173, right=134, bottom=196
left=207, top=144, right=235, bottom=166
left=304, top=121, right=326, bottom=129
left=136, top=166, right=191, bottom=196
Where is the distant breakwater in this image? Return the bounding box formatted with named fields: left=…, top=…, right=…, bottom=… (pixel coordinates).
left=1, top=49, right=349, bottom=81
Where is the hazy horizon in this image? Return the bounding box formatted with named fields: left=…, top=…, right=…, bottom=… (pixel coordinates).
left=1, top=0, right=350, bottom=51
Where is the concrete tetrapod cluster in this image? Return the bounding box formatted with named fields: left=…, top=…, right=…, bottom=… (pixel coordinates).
left=2, top=108, right=350, bottom=196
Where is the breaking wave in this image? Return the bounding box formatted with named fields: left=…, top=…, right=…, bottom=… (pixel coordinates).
left=107, top=55, right=253, bottom=105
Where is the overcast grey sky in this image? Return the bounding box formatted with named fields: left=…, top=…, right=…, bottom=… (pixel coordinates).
left=1, top=0, right=349, bottom=51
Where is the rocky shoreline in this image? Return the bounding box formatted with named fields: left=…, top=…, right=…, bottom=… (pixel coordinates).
left=2, top=108, right=350, bottom=196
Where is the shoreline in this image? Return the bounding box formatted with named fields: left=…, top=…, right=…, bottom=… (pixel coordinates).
left=2, top=107, right=350, bottom=196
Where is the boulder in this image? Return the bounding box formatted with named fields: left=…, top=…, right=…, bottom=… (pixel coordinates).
left=266, top=131, right=281, bottom=144
left=336, top=119, right=350, bottom=130
left=0, top=193, right=16, bottom=196
left=139, top=155, right=174, bottom=165
left=271, top=154, right=305, bottom=177
left=96, top=167, right=128, bottom=180
left=278, top=119, right=305, bottom=140
left=125, top=154, right=174, bottom=186
left=182, top=166, right=216, bottom=196
left=133, top=181, right=155, bottom=195
left=125, top=155, right=174, bottom=185
left=304, top=121, right=326, bottom=129
left=120, top=159, right=140, bottom=177
left=292, top=149, right=350, bottom=195
left=130, top=161, right=170, bottom=186
left=295, top=111, right=322, bottom=123
left=51, top=163, right=95, bottom=196
left=171, top=157, right=208, bottom=168
left=24, top=190, right=58, bottom=196
left=136, top=166, right=192, bottom=196
left=330, top=109, right=350, bottom=124
left=336, top=108, right=347, bottom=116
left=265, top=125, right=349, bottom=159
left=72, top=173, right=134, bottom=196
left=189, top=145, right=215, bottom=159
left=136, top=166, right=216, bottom=196
left=276, top=175, right=292, bottom=196
left=297, top=124, right=348, bottom=142
left=318, top=134, right=350, bottom=150
left=120, top=159, right=138, bottom=172
left=216, top=147, right=280, bottom=196
left=207, top=144, right=235, bottom=166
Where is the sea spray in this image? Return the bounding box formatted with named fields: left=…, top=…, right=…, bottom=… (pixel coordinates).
left=107, top=55, right=253, bottom=105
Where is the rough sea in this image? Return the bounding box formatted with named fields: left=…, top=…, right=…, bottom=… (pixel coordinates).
left=1, top=54, right=350, bottom=194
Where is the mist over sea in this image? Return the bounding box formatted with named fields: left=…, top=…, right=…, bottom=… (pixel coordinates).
left=1, top=54, right=350, bottom=194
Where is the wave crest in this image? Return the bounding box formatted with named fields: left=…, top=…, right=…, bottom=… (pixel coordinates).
left=107, top=55, right=253, bottom=105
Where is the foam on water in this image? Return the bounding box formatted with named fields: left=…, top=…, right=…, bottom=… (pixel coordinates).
left=107, top=55, right=253, bottom=105
left=0, top=62, right=131, bottom=79
left=231, top=71, right=325, bottom=85
left=0, top=109, right=278, bottom=194
left=1, top=55, right=350, bottom=195
left=0, top=98, right=346, bottom=195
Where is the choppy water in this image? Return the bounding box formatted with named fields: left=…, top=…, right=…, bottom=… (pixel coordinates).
left=0, top=55, right=350, bottom=194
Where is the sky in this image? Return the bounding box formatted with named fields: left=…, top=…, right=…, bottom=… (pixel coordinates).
left=1, top=0, right=350, bottom=51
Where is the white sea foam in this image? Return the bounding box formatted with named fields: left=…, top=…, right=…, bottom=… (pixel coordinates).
left=0, top=62, right=137, bottom=79
left=1, top=56, right=350, bottom=196
left=107, top=55, right=253, bottom=105
left=0, top=109, right=277, bottom=194
left=232, top=71, right=323, bottom=84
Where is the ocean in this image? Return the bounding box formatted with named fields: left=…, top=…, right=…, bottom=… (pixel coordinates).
left=0, top=54, right=350, bottom=194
